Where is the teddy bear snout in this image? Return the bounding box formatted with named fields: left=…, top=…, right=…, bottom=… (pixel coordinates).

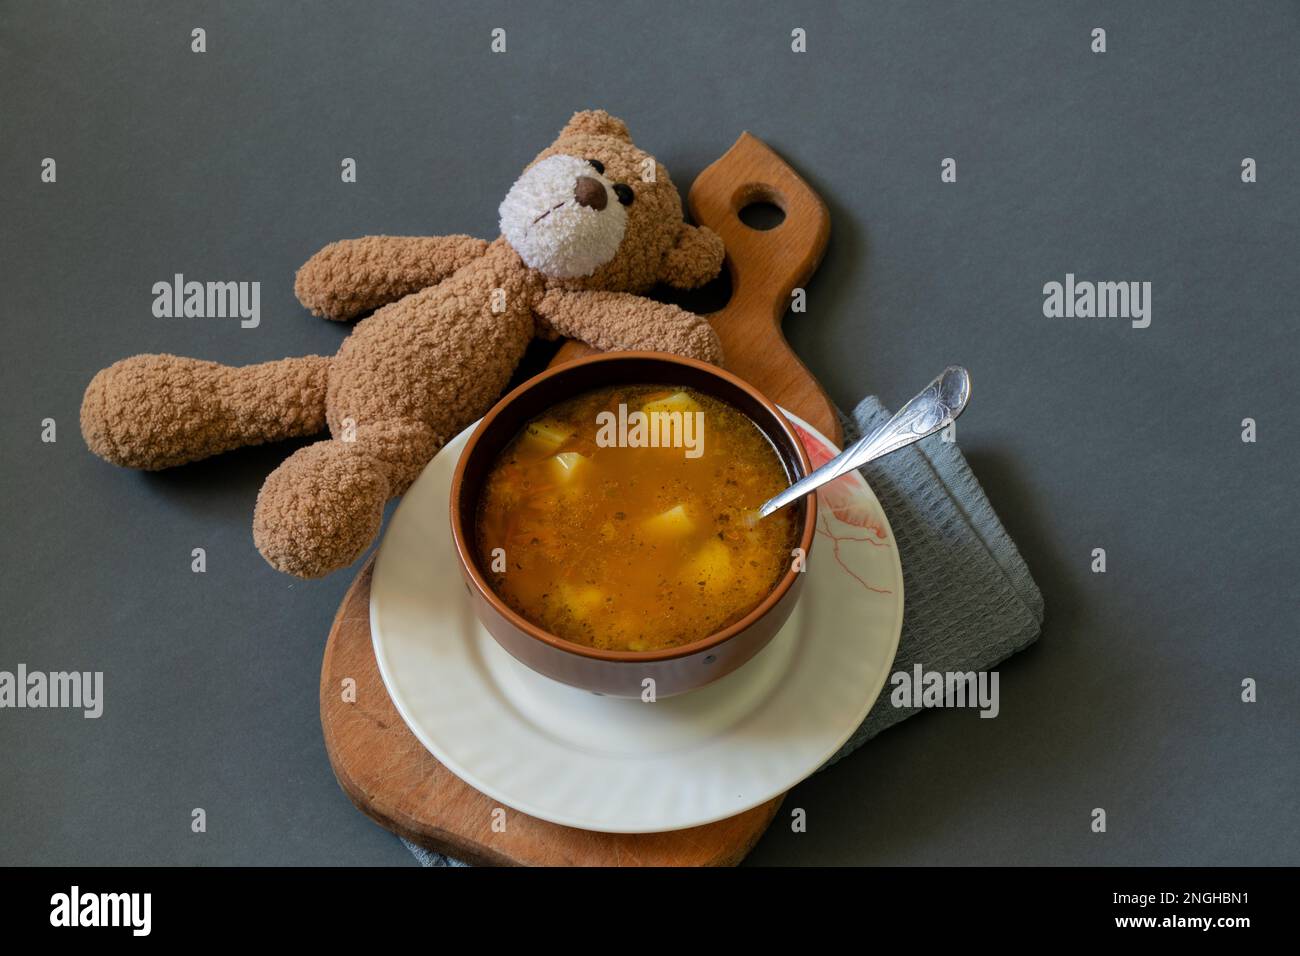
left=573, top=176, right=607, bottom=211
left=499, top=153, right=628, bottom=279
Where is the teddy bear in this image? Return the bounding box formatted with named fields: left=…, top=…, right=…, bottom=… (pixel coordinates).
left=80, top=110, right=726, bottom=578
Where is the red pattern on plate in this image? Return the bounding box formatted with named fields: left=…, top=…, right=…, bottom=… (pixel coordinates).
left=792, top=420, right=893, bottom=594
left=792, top=422, right=889, bottom=539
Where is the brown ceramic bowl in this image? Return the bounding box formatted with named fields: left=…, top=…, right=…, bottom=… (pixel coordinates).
left=449, top=351, right=817, bottom=698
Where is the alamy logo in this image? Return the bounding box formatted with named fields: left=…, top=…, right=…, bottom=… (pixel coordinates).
left=595, top=404, right=705, bottom=459
left=0, top=664, right=103, bottom=718
left=50, top=886, right=150, bottom=936
left=152, top=273, right=260, bottom=328
left=890, top=664, right=1000, bottom=718
left=1043, top=273, right=1151, bottom=328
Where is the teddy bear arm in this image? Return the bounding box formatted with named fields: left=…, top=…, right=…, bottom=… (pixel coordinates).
left=534, top=289, right=723, bottom=365
left=294, top=235, right=489, bottom=321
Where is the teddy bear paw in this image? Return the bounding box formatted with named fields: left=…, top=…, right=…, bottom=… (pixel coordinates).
left=252, top=441, right=392, bottom=578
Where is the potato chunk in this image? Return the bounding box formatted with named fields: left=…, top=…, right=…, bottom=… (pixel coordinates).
left=560, top=583, right=605, bottom=620
left=549, top=451, right=588, bottom=482
left=642, top=391, right=701, bottom=416
left=521, top=419, right=573, bottom=453
left=643, top=504, right=693, bottom=537
left=686, top=539, right=732, bottom=589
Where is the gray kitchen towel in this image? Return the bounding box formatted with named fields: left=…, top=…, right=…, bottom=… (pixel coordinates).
left=404, top=395, right=1044, bottom=865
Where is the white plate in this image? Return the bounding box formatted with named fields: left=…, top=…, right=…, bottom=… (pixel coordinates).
left=370, top=410, right=904, bottom=833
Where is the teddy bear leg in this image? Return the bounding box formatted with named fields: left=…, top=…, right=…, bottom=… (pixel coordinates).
left=252, top=418, right=439, bottom=577
left=81, top=354, right=332, bottom=470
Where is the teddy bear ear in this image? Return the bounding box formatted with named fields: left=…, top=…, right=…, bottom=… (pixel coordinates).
left=659, top=223, right=726, bottom=290
left=561, top=110, right=632, bottom=141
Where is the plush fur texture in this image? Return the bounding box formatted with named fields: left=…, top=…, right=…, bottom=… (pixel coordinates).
left=499, top=154, right=629, bottom=278
left=81, top=111, right=726, bottom=578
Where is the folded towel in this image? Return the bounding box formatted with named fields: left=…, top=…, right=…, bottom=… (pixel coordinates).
left=405, top=395, right=1044, bottom=865
left=821, top=395, right=1044, bottom=761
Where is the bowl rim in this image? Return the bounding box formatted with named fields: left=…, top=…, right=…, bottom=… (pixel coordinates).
left=449, top=350, right=818, bottom=664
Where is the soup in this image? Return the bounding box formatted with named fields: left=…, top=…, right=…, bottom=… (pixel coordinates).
left=474, top=384, right=799, bottom=652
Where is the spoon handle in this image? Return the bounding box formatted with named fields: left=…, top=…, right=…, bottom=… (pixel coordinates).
left=757, top=366, right=972, bottom=519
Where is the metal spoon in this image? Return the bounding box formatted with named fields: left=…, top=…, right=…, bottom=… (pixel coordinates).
left=755, top=366, right=972, bottom=520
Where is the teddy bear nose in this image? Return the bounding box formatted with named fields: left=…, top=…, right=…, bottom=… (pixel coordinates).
left=573, top=176, right=608, bottom=211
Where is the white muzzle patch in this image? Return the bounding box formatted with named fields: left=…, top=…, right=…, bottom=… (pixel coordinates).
left=498, top=154, right=627, bottom=279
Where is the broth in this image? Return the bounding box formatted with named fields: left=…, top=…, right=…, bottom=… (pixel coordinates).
left=474, top=385, right=799, bottom=652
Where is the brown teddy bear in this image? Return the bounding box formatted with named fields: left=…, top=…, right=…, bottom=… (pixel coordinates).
left=81, top=110, right=726, bottom=578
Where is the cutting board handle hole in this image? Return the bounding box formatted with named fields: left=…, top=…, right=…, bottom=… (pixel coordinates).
left=737, top=199, right=785, bottom=231
left=734, top=184, right=787, bottom=231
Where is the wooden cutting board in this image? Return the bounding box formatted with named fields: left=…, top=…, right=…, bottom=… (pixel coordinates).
left=320, top=132, right=837, bottom=866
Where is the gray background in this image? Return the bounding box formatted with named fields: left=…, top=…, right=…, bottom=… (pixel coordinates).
left=1, top=0, right=1295, bottom=866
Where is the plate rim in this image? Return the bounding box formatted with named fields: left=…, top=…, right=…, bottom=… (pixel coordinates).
left=369, top=409, right=904, bottom=833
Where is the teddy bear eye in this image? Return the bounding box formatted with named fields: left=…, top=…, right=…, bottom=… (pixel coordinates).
left=613, top=183, right=634, bottom=206
left=586, top=159, right=605, bottom=175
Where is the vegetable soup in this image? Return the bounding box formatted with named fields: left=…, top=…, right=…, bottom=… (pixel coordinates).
left=474, top=385, right=799, bottom=652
